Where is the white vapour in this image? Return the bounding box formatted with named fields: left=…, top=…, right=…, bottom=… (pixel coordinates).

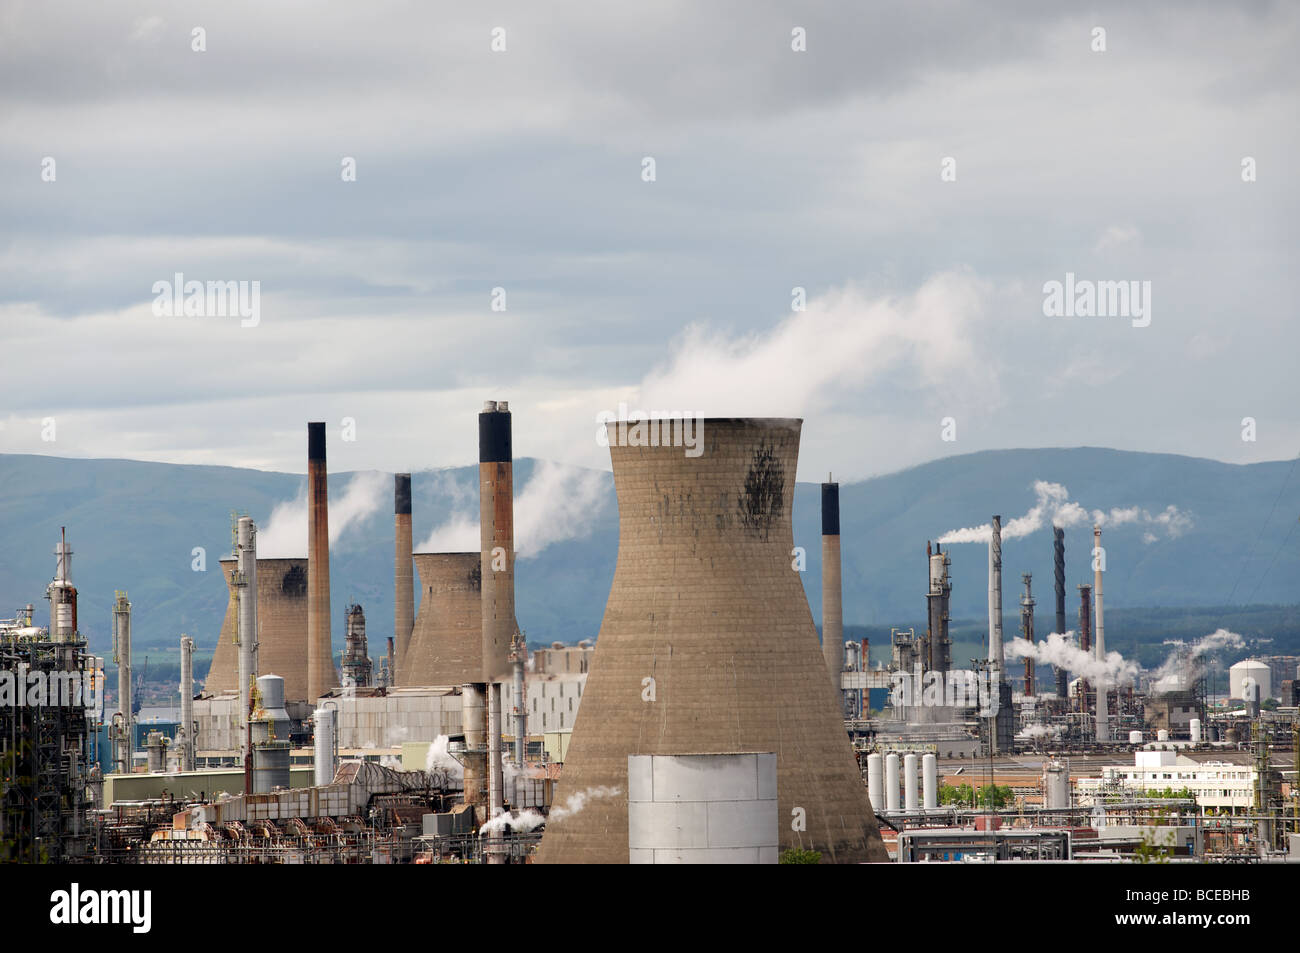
left=478, top=785, right=621, bottom=836
left=1016, top=724, right=1061, bottom=740
left=637, top=270, right=995, bottom=416
left=418, top=460, right=609, bottom=558
left=1004, top=630, right=1138, bottom=685
left=424, top=734, right=464, bottom=781
left=1150, top=629, right=1245, bottom=692
left=937, top=480, right=1192, bottom=545
left=256, top=470, right=389, bottom=558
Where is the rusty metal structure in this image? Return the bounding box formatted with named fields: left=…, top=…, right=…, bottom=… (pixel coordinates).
left=536, top=417, right=887, bottom=864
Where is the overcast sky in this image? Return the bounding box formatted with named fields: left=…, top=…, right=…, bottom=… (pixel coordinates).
left=1, top=1, right=1296, bottom=481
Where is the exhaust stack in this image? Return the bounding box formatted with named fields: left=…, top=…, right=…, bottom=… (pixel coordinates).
left=1092, top=525, right=1108, bottom=741
left=988, top=515, right=1003, bottom=679
left=393, top=474, right=414, bottom=682
left=235, top=516, right=259, bottom=754
left=1020, top=573, right=1035, bottom=696
left=926, top=542, right=952, bottom=673
left=821, top=478, right=844, bottom=692
left=112, top=591, right=132, bottom=773
left=179, top=635, right=195, bottom=771
left=306, top=422, right=337, bottom=701
left=479, top=402, right=515, bottom=682
left=1053, top=527, right=1068, bottom=695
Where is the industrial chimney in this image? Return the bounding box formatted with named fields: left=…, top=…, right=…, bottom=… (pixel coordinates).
left=1020, top=573, right=1035, bottom=696
left=479, top=402, right=515, bottom=683
left=235, top=516, right=259, bottom=753
left=393, top=473, right=414, bottom=682
left=306, top=422, right=337, bottom=701
left=927, top=543, right=952, bottom=673
left=112, top=591, right=132, bottom=774
left=1053, top=527, right=1068, bottom=695
left=536, top=417, right=887, bottom=864
left=1092, top=524, right=1108, bottom=741
left=821, top=478, right=844, bottom=692
left=179, top=635, right=195, bottom=771
left=988, top=515, right=1004, bottom=678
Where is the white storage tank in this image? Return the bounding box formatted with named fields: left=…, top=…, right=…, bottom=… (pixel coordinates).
left=1189, top=718, right=1202, bottom=744
left=885, top=753, right=901, bottom=812
left=1157, top=729, right=1170, bottom=742
left=922, top=753, right=938, bottom=810
left=903, top=753, right=919, bottom=812
left=1043, top=760, right=1070, bottom=809
left=627, top=753, right=777, bottom=864
left=1129, top=730, right=1143, bottom=745
left=1229, top=660, right=1272, bottom=704
left=866, top=752, right=883, bottom=812
left=314, top=707, right=337, bottom=786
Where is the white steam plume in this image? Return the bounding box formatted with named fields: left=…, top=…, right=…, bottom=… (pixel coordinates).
left=937, top=480, right=1192, bottom=545
left=424, top=734, right=464, bottom=781
left=1004, top=630, right=1138, bottom=685
left=637, top=270, right=994, bottom=416
left=1150, top=629, right=1245, bottom=693
left=257, top=470, right=389, bottom=558
left=419, top=460, right=609, bottom=557
left=479, top=785, right=621, bottom=836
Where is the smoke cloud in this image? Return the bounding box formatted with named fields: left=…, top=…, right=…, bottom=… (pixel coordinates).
left=478, top=785, right=621, bottom=836
left=256, top=470, right=389, bottom=558
left=637, top=270, right=994, bottom=417
left=419, top=460, right=609, bottom=557
left=1150, top=629, right=1245, bottom=693
left=1004, top=630, right=1138, bottom=685
left=937, top=480, right=1192, bottom=544
left=424, top=734, right=464, bottom=782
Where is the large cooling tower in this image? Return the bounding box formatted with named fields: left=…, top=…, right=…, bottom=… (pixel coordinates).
left=536, top=418, right=887, bottom=864
left=206, top=558, right=310, bottom=702
left=396, top=553, right=483, bottom=686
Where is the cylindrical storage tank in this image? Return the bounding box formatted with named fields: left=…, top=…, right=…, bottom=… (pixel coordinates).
left=1229, top=660, right=1271, bottom=705
left=1189, top=718, right=1202, bottom=744
left=461, top=683, right=488, bottom=810
left=866, top=753, right=884, bottom=811
left=252, top=742, right=291, bottom=793
left=903, top=753, right=919, bottom=812
left=627, top=752, right=778, bottom=863
left=254, top=674, right=292, bottom=743
left=1129, top=730, right=1143, bottom=745
left=145, top=731, right=166, bottom=773
left=1044, top=761, right=1070, bottom=809
left=314, top=707, right=337, bottom=786
left=922, top=753, right=937, bottom=810
left=1157, top=729, right=1169, bottom=742
left=885, top=753, right=901, bottom=812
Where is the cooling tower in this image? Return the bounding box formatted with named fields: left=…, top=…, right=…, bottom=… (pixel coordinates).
left=306, top=422, right=337, bottom=701
left=536, top=417, right=887, bottom=864
left=396, top=553, right=483, bottom=686
left=479, top=402, right=515, bottom=682
left=207, top=558, right=310, bottom=702
left=394, top=474, right=414, bottom=680
left=821, top=480, right=844, bottom=689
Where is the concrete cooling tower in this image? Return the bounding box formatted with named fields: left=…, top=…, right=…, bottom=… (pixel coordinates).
left=536, top=417, right=887, bottom=864
left=396, top=553, right=483, bottom=686
left=206, top=557, right=310, bottom=702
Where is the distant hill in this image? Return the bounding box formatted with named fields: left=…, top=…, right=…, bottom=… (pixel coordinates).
left=1, top=448, right=1296, bottom=666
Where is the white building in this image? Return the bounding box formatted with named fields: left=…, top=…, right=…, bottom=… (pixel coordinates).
left=1076, top=748, right=1256, bottom=811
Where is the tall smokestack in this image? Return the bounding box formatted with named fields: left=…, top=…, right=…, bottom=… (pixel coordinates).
left=479, top=402, right=514, bottom=682
left=927, top=543, right=951, bottom=673
left=235, top=516, right=259, bottom=755
left=988, top=515, right=1003, bottom=679
left=179, top=635, right=195, bottom=772
left=821, top=478, right=844, bottom=693
left=1053, top=527, right=1067, bottom=696
left=393, top=473, right=414, bottom=682
left=1020, top=573, right=1035, bottom=696
left=306, top=422, right=337, bottom=701
left=1092, top=524, right=1108, bottom=741
left=112, top=591, right=132, bottom=773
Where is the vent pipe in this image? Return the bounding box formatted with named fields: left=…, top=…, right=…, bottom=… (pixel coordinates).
left=393, top=473, right=414, bottom=681
left=179, top=635, right=195, bottom=771
left=1020, top=573, right=1035, bottom=696
left=1093, top=525, right=1108, bottom=741
left=988, top=515, right=1003, bottom=679
left=235, top=516, right=259, bottom=754
left=112, top=591, right=132, bottom=773
left=1053, top=527, right=1068, bottom=695
left=821, top=478, right=844, bottom=691
left=306, top=423, right=337, bottom=701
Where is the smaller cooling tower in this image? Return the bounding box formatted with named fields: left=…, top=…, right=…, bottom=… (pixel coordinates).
left=207, top=558, right=310, bottom=702
left=396, top=553, right=483, bottom=686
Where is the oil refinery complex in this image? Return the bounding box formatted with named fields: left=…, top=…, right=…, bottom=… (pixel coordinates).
left=2, top=406, right=1297, bottom=865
